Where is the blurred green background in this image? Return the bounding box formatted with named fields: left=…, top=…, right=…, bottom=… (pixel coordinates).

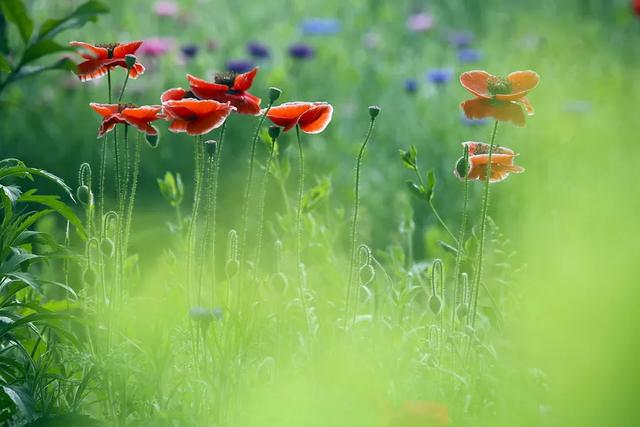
left=2, top=0, right=640, bottom=426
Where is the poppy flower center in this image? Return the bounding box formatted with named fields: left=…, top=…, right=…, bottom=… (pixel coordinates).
left=96, top=42, right=119, bottom=58
left=487, top=77, right=512, bottom=96
left=214, top=72, right=238, bottom=89
left=118, top=103, right=137, bottom=112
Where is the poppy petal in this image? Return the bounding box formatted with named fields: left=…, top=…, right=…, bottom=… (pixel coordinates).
left=122, top=106, right=162, bottom=121
left=459, top=70, right=493, bottom=98
left=127, top=62, right=145, bottom=79
left=126, top=119, right=158, bottom=135
left=98, top=115, right=126, bottom=137
left=225, top=92, right=262, bottom=115
left=187, top=74, right=229, bottom=98
left=461, top=98, right=526, bottom=127
left=113, top=41, right=144, bottom=58
left=187, top=110, right=232, bottom=135
left=168, top=119, right=189, bottom=133
left=76, top=59, right=110, bottom=81
left=232, top=67, right=258, bottom=91
left=298, top=103, right=333, bottom=134
left=70, top=41, right=108, bottom=59
left=267, top=102, right=314, bottom=131
left=519, top=97, right=535, bottom=115
left=161, top=88, right=187, bottom=103
left=90, top=103, right=120, bottom=117
left=506, top=70, right=540, bottom=95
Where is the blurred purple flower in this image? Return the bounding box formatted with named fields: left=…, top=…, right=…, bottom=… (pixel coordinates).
left=300, top=18, right=341, bottom=35
left=189, top=306, right=223, bottom=323
left=458, top=48, right=482, bottom=63
left=404, top=79, right=418, bottom=94
left=288, top=43, right=315, bottom=60
left=154, top=1, right=179, bottom=17
left=406, top=12, right=434, bottom=32
left=563, top=100, right=592, bottom=114
left=139, top=37, right=173, bottom=57
left=226, top=59, right=255, bottom=73
left=447, top=31, right=474, bottom=48
left=461, top=114, right=489, bottom=126
left=426, top=68, right=453, bottom=85
left=247, top=41, right=270, bottom=59
left=181, top=44, right=199, bottom=60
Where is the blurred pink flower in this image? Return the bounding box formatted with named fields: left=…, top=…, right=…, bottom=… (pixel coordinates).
left=363, top=31, right=381, bottom=49
left=154, top=1, right=179, bottom=17
left=406, top=12, right=434, bottom=32
left=139, top=37, right=174, bottom=57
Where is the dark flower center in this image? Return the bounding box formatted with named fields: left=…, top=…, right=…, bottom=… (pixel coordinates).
left=118, top=103, right=137, bottom=112
left=214, top=72, right=238, bottom=88
left=97, top=42, right=119, bottom=58
left=487, top=76, right=512, bottom=95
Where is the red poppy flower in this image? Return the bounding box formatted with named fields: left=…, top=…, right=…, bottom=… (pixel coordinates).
left=70, top=41, right=145, bottom=82
left=454, top=142, right=524, bottom=183
left=90, top=103, right=162, bottom=137
left=161, top=88, right=234, bottom=136
left=459, top=70, right=539, bottom=127
left=266, top=102, right=333, bottom=134
left=186, top=67, right=261, bottom=115
left=634, top=0, right=640, bottom=16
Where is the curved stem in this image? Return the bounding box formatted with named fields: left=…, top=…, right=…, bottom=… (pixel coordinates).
left=470, top=120, right=499, bottom=328
left=344, top=117, right=376, bottom=330
left=239, top=102, right=274, bottom=273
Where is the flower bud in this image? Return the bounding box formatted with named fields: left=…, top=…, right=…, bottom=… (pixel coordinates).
left=463, top=325, right=475, bottom=337
left=268, top=87, right=282, bottom=103
left=82, top=267, right=98, bottom=286
left=454, top=156, right=470, bottom=179
left=268, top=125, right=281, bottom=141
left=358, top=264, right=375, bottom=286
left=125, top=54, right=137, bottom=68
left=76, top=185, right=92, bottom=206
left=428, top=294, right=443, bottom=316
left=205, top=140, right=217, bottom=157
left=145, top=133, right=159, bottom=148
left=101, top=238, right=115, bottom=258
left=225, top=259, right=239, bottom=278
left=456, top=303, right=469, bottom=319
left=368, top=105, right=381, bottom=119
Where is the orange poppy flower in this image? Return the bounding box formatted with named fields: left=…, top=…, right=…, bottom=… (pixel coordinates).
left=90, top=103, right=162, bottom=137
left=390, top=400, right=450, bottom=426
left=70, top=41, right=145, bottom=82
left=459, top=70, right=539, bottom=127
left=266, top=102, right=333, bottom=134
left=161, top=88, right=234, bottom=136
left=187, top=67, right=261, bottom=115
left=454, top=142, right=524, bottom=183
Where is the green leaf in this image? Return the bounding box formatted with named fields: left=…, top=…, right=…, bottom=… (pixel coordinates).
left=38, top=0, right=108, bottom=41
left=18, top=191, right=86, bottom=240
left=25, top=414, right=103, bottom=427
left=0, top=0, right=33, bottom=44
left=21, top=39, right=72, bottom=64
left=0, top=184, right=21, bottom=204
left=302, top=176, right=331, bottom=213
left=425, top=169, right=436, bottom=201
left=9, top=57, right=77, bottom=82
left=405, top=180, right=427, bottom=201
left=399, top=145, right=418, bottom=170
left=0, top=165, right=74, bottom=200
left=1, top=384, right=36, bottom=420
left=0, top=53, right=10, bottom=72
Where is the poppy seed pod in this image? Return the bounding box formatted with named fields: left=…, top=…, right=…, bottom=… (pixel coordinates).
left=268, top=87, right=282, bottom=103
left=100, top=238, right=115, bottom=258
left=428, top=294, right=443, bottom=316
left=125, top=54, right=137, bottom=68
left=76, top=185, right=92, bottom=206
left=204, top=140, right=217, bottom=157
left=454, top=156, right=470, bottom=179
left=268, top=125, right=281, bottom=141
left=368, top=105, right=381, bottom=118
left=82, top=267, right=98, bottom=286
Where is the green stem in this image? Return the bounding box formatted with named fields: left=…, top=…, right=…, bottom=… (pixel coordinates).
left=198, top=148, right=216, bottom=304
left=451, top=171, right=470, bottom=330
left=344, top=116, right=376, bottom=330
left=210, top=120, right=228, bottom=299
left=254, top=140, right=276, bottom=273
left=414, top=167, right=458, bottom=245
left=239, top=101, right=274, bottom=273
left=123, top=133, right=142, bottom=257
left=187, top=136, right=204, bottom=305
left=470, top=120, right=499, bottom=329
left=295, top=125, right=304, bottom=287
left=117, top=69, right=130, bottom=105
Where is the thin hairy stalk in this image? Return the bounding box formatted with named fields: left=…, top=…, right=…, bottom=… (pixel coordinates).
left=254, top=140, right=276, bottom=273
left=198, top=150, right=216, bottom=304
left=344, top=116, right=376, bottom=330
left=116, top=67, right=130, bottom=104
left=295, top=125, right=305, bottom=288
left=187, top=136, right=204, bottom=305
left=123, top=133, right=142, bottom=257
left=451, top=171, right=470, bottom=330
left=209, top=120, right=228, bottom=297
left=239, top=102, right=274, bottom=273
left=470, top=120, right=499, bottom=328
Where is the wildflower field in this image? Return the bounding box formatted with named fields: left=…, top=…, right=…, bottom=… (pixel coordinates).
left=1, top=0, right=639, bottom=426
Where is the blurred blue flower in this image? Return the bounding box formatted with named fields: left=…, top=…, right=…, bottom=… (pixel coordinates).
left=404, top=79, right=418, bottom=94
left=447, top=31, right=474, bottom=48
left=226, top=59, right=255, bottom=73
left=458, top=48, right=482, bottom=63
left=181, top=44, right=199, bottom=60
left=426, top=68, right=453, bottom=85
left=247, top=41, right=270, bottom=59
left=461, top=114, right=489, bottom=126
left=563, top=100, right=592, bottom=114
left=300, top=18, right=341, bottom=35
left=288, top=43, right=315, bottom=60
left=189, top=306, right=223, bottom=322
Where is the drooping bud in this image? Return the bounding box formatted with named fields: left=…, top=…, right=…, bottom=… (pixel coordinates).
left=456, top=303, right=469, bottom=319
left=82, top=267, right=98, bottom=286
left=454, top=156, right=470, bottom=179
left=368, top=105, right=381, bottom=119
left=268, top=125, right=281, bottom=142
left=268, top=87, right=282, bottom=103
left=76, top=185, right=92, bottom=206
left=125, top=54, right=137, bottom=68
left=428, top=294, right=443, bottom=316
left=145, top=133, right=159, bottom=148
left=100, top=238, right=115, bottom=258
left=204, top=140, right=217, bottom=157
